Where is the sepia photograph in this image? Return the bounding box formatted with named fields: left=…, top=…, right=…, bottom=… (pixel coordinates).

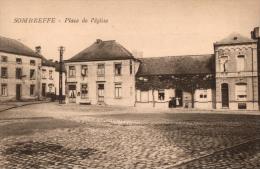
left=0, top=0, right=260, bottom=168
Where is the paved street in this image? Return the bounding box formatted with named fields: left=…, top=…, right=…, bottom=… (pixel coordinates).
left=0, top=102, right=260, bottom=169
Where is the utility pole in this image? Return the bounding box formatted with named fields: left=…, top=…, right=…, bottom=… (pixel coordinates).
left=59, top=46, right=65, bottom=104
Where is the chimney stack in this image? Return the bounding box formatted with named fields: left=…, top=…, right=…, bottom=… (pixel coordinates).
left=251, top=27, right=259, bottom=39
left=96, top=39, right=102, bottom=44
left=35, top=46, right=41, bottom=54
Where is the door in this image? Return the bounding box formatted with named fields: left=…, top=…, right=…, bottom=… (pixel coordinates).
left=175, top=89, right=183, bottom=107
left=97, top=84, right=104, bottom=102
left=42, top=83, right=46, bottom=97
left=221, top=83, right=229, bottom=108
left=16, top=84, right=21, bottom=100
left=68, top=84, right=76, bottom=103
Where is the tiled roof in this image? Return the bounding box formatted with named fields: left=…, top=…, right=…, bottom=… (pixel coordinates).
left=214, top=33, right=257, bottom=46
left=0, top=36, right=40, bottom=58
left=137, top=54, right=215, bottom=76
left=66, top=39, right=134, bottom=62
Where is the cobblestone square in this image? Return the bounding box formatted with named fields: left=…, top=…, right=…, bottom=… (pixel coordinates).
left=0, top=103, right=260, bottom=168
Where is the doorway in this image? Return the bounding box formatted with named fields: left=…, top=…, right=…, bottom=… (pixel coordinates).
left=16, top=84, right=21, bottom=100
left=221, top=83, right=229, bottom=108
left=97, top=83, right=105, bottom=102
left=175, top=89, right=183, bottom=107
left=42, top=83, right=46, bottom=97
left=68, top=84, right=76, bottom=103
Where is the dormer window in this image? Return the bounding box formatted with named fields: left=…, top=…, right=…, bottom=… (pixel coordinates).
left=237, top=55, right=245, bottom=72
left=220, top=56, right=228, bottom=72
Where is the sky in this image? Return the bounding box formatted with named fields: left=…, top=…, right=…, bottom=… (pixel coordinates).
left=0, top=0, right=260, bottom=60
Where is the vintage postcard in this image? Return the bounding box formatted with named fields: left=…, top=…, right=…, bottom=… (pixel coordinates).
left=0, top=0, right=260, bottom=168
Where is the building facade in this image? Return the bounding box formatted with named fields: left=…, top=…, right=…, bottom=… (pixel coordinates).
left=65, top=39, right=140, bottom=106
left=0, top=36, right=42, bottom=101
left=214, top=33, right=259, bottom=110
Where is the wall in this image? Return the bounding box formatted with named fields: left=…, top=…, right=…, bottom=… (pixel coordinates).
left=65, top=59, right=139, bottom=106
left=215, top=43, right=259, bottom=110
left=0, top=51, right=41, bottom=101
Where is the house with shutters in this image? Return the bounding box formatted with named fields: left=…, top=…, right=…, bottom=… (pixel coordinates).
left=64, top=39, right=140, bottom=106
left=0, top=36, right=42, bottom=101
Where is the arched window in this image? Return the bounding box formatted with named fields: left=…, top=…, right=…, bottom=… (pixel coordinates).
left=237, top=55, right=245, bottom=72
left=219, top=56, right=228, bottom=72
left=235, top=83, right=247, bottom=100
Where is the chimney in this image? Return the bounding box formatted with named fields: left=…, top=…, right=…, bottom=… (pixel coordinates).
left=96, top=39, right=102, bottom=44
left=35, top=46, right=41, bottom=54
left=251, top=27, right=259, bottom=39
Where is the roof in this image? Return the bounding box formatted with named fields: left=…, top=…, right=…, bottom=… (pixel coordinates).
left=214, top=33, right=257, bottom=46
left=42, top=56, right=56, bottom=67
left=137, top=54, right=215, bottom=76
left=66, top=39, right=134, bottom=62
left=0, top=36, right=41, bottom=58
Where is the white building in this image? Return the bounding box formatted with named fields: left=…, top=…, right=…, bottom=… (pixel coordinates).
left=65, top=39, right=140, bottom=106
left=0, top=36, right=42, bottom=101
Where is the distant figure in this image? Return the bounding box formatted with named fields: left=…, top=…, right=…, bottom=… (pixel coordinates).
left=176, top=97, right=180, bottom=106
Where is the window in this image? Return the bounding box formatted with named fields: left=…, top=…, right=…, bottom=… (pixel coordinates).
left=69, top=66, right=76, bottom=77
left=115, top=83, right=122, bottom=98
left=30, top=84, right=35, bottom=96
left=48, top=84, right=53, bottom=93
left=198, top=90, right=208, bottom=99
left=81, top=83, right=88, bottom=99
left=30, top=60, right=36, bottom=66
left=158, top=89, right=165, bottom=101
left=1, top=67, right=8, bottom=78
left=130, top=60, right=133, bottom=74
left=1, top=56, right=7, bottom=62
left=235, top=83, right=247, bottom=101
left=16, top=58, right=22, bottom=64
left=16, top=68, right=22, bottom=79
left=49, top=70, right=53, bottom=80
left=220, top=56, right=228, bottom=72
left=81, top=65, right=88, bottom=77
left=237, top=55, right=245, bottom=72
left=97, top=64, right=105, bottom=76
left=1, top=84, right=7, bottom=96
left=114, top=63, right=122, bottom=76
left=30, top=69, right=35, bottom=80
left=42, top=69, right=46, bottom=79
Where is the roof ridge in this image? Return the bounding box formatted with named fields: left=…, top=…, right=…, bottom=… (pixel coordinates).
left=140, top=54, right=214, bottom=59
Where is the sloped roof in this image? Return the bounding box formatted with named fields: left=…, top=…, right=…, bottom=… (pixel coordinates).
left=0, top=36, right=40, bottom=58
left=137, top=54, right=215, bottom=76
left=42, top=56, right=56, bottom=67
left=214, top=33, right=257, bottom=46
left=66, top=39, right=134, bottom=62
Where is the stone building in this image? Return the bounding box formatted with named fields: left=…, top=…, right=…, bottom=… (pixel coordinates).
left=0, top=36, right=42, bottom=101
left=64, top=39, right=140, bottom=106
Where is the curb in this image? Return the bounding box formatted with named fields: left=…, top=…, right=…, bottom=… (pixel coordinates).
left=0, top=101, right=51, bottom=113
